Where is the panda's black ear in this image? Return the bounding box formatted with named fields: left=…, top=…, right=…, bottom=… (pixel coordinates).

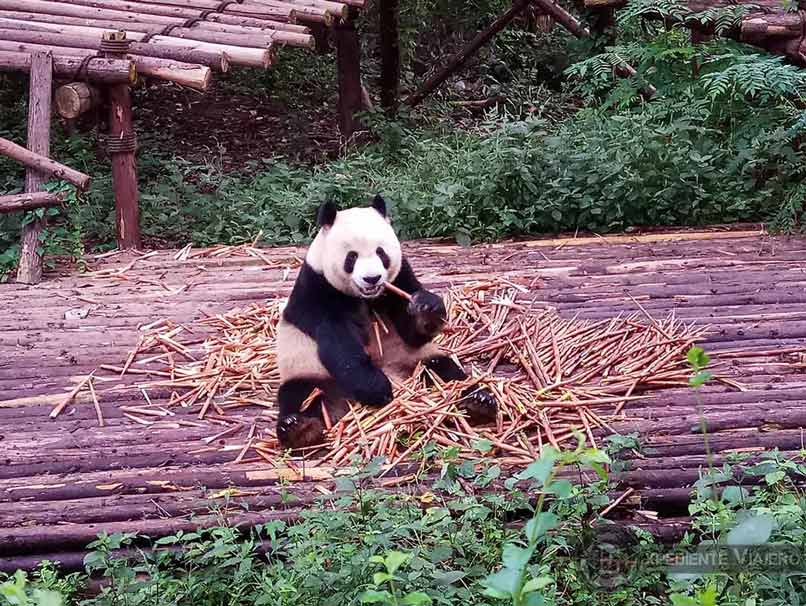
left=371, top=194, right=387, bottom=218
left=317, top=201, right=338, bottom=228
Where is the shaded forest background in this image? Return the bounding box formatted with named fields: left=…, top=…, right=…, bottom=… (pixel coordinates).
left=1, top=0, right=806, bottom=278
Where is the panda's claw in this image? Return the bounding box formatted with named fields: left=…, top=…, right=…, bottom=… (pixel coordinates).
left=408, top=290, right=447, bottom=337
left=458, top=387, right=498, bottom=426
left=277, top=414, right=325, bottom=450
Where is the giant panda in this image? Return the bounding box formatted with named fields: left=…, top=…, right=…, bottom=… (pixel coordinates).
left=275, top=195, right=497, bottom=450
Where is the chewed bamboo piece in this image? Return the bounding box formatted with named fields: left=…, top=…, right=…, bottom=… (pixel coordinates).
left=77, top=276, right=717, bottom=473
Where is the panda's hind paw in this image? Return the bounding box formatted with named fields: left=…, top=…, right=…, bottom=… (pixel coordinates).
left=277, top=414, right=326, bottom=451
left=458, top=387, right=497, bottom=425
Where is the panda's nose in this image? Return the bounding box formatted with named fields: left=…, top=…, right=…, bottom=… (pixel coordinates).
left=363, top=274, right=382, bottom=285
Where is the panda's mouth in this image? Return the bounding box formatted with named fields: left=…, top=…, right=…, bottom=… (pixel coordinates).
left=358, top=284, right=384, bottom=298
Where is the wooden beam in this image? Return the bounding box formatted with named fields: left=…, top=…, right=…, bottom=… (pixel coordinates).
left=0, top=40, right=213, bottom=90
left=54, top=82, right=98, bottom=119
left=16, top=51, right=52, bottom=285
left=0, top=50, right=135, bottom=83
left=334, top=14, right=362, bottom=140
left=0, top=191, right=64, bottom=213
left=0, top=26, right=230, bottom=71
left=406, top=0, right=533, bottom=107
left=378, top=0, right=400, bottom=111
left=0, top=137, right=91, bottom=190
left=104, top=33, right=141, bottom=251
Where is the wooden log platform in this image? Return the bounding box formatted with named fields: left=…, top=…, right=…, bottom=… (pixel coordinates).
left=1, top=226, right=805, bottom=570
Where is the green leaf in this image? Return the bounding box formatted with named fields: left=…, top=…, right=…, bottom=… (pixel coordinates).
left=373, top=572, right=393, bottom=585
left=670, top=595, right=700, bottom=606
left=360, top=590, right=392, bottom=603
left=765, top=470, right=786, bottom=485
left=545, top=479, right=573, bottom=498
left=721, top=485, right=749, bottom=505
left=384, top=550, right=410, bottom=574
left=401, top=592, right=432, bottom=605
left=689, top=371, right=713, bottom=387
left=524, top=594, right=546, bottom=606
left=686, top=347, right=710, bottom=370
left=472, top=439, right=494, bottom=453
left=517, top=448, right=558, bottom=487
left=522, top=575, right=553, bottom=593
left=502, top=544, right=533, bottom=569
left=432, top=571, right=466, bottom=586
left=482, top=568, right=519, bottom=599
left=726, top=514, right=775, bottom=546
left=32, top=590, right=63, bottom=606
left=525, top=512, right=558, bottom=542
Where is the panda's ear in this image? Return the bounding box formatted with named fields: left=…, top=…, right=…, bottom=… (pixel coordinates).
left=317, top=201, right=338, bottom=228
left=371, top=194, right=387, bottom=218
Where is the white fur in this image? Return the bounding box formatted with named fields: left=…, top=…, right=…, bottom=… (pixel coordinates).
left=306, top=207, right=402, bottom=299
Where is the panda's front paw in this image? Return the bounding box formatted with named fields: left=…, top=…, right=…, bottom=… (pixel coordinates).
left=408, top=290, right=447, bottom=337
left=353, top=370, right=394, bottom=407
left=458, top=387, right=497, bottom=426
left=277, top=414, right=326, bottom=450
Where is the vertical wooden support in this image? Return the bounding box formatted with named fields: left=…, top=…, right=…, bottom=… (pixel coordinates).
left=103, top=31, right=141, bottom=250
left=310, top=23, right=330, bottom=54
left=334, top=12, right=363, bottom=140
left=378, top=0, right=400, bottom=112
left=108, top=83, right=141, bottom=250
left=17, top=51, right=52, bottom=285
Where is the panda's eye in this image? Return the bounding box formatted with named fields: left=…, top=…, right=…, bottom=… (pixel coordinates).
left=376, top=247, right=390, bottom=269
left=344, top=251, right=358, bottom=274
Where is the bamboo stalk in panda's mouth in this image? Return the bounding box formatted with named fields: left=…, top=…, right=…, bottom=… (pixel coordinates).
left=384, top=282, right=413, bottom=301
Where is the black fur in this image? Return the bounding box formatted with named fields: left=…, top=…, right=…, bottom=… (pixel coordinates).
left=371, top=194, right=387, bottom=217
left=317, top=201, right=338, bottom=227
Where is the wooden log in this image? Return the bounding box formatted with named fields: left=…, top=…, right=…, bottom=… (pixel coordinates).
left=0, top=41, right=213, bottom=89
left=205, top=11, right=303, bottom=30
left=0, top=138, right=91, bottom=190
left=406, top=0, right=533, bottom=107
left=239, top=0, right=332, bottom=24
left=0, top=0, right=183, bottom=25
left=334, top=15, right=362, bottom=139
left=164, top=25, right=313, bottom=49
left=378, top=0, right=399, bottom=111
left=0, top=191, right=64, bottom=214
left=117, top=0, right=297, bottom=22
left=0, top=26, right=229, bottom=71
left=740, top=14, right=802, bottom=40
left=16, top=51, right=52, bottom=285
left=0, top=49, right=135, bottom=82
left=147, top=36, right=274, bottom=68
left=0, top=510, right=298, bottom=556
left=193, top=17, right=310, bottom=35
left=54, top=82, right=97, bottom=119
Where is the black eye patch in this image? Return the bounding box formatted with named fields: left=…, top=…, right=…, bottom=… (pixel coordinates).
left=344, top=251, right=358, bottom=274
left=376, top=247, right=390, bottom=269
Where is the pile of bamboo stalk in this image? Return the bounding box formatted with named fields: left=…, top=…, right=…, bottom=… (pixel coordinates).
left=54, top=278, right=711, bottom=470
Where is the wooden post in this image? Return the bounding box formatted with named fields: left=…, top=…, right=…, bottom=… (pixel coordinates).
left=334, top=11, right=363, bottom=140
left=310, top=23, right=330, bottom=54
left=16, top=50, right=52, bottom=285
left=378, top=0, right=400, bottom=112
left=103, top=31, right=141, bottom=250
left=690, top=29, right=713, bottom=78
left=406, top=0, right=533, bottom=107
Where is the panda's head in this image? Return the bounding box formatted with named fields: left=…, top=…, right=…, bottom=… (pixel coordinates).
left=306, top=195, right=402, bottom=299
